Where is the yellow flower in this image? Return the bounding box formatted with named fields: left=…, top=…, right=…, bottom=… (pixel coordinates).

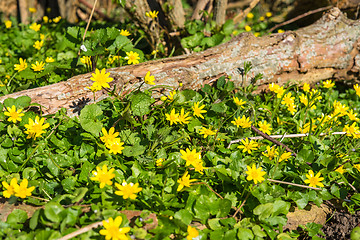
left=125, top=51, right=140, bottom=65
left=192, top=102, right=207, bottom=119
left=199, top=126, right=216, bottom=138
left=343, top=122, right=360, bottom=138
left=115, top=181, right=142, bottom=200
left=279, top=152, right=292, bottom=162
left=52, top=16, right=62, bottom=23
left=354, top=84, right=360, bottom=97
left=233, top=97, right=246, bottom=108
left=156, top=158, right=164, bottom=167
left=90, top=165, right=115, bottom=188
left=5, top=20, right=12, bottom=29
left=14, top=58, right=28, bottom=72
left=332, top=100, right=349, bottom=117
left=266, top=12, right=272, bottom=17
left=99, top=216, right=131, bottom=240
left=151, top=49, right=159, bottom=55
left=80, top=56, right=92, bottom=66
left=354, top=164, right=360, bottom=172
left=165, top=108, right=179, bottom=125
left=254, top=32, right=261, bottom=37
left=259, top=16, right=265, bottom=21
left=268, top=83, right=280, bottom=92
left=33, top=40, right=44, bottom=50
left=304, top=170, right=324, bottom=188
left=245, top=164, right=266, bottom=184
left=300, top=122, right=316, bottom=134
left=144, top=71, right=155, bottom=85
left=177, top=171, right=197, bottom=191
left=192, top=160, right=206, bottom=175
left=238, top=138, right=258, bottom=154
left=323, top=80, right=335, bottom=88
left=29, top=7, right=37, bottom=13
left=24, top=116, right=50, bottom=140
left=43, top=16, right=49, bottom=23
left=45, top=57, right=55, bottom=63
left=180, top=148, right=201, bottom=167
left=29, top=22, right=41, bottom=32
left=303, top=83, right=310, bottom=92
left=2, top=178, right=18, bottom=198
left=146, top=10, right=159, bottom=19
left=347, top=109, right=359, bottom=122
left=178, top=108, right=191, bottom=125
left=14, top=179, right=35, bottom=198
left=231, top=115, right=252, bottom=128
left=287, top=103, right=297, bottom=115
left=247, top=13, right=254, bottom=19
left=262, top=146, right=278, bottom=160
left=281, top=92, right=294, bottom=106
left=245, top=25, right=252, bottom=32
left=119, top=29, right=130, bottom=36
left=277, top=29, right=285, bottom=33
left=100, top=127, right=119, bottom=146
left=106, top=138, right=125, bottom=154
left=187, top=225, right=199, bottom=240
left=90, top=68, right=113, bottom=92
left=335, top=165, right=346, bottom=174
left=258, top=120, right=272, bottom=135
left=31, top=61, right=45, bottom=72
left=4, top=105, right=25, bottom=123
left=40, top=34, right=45, bottom=40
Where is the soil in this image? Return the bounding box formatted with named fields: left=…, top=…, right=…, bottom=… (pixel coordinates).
left=322, top=210, right=360, bottom=240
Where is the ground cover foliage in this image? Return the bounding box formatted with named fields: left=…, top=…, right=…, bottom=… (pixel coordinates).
left=0, top=7, right=360, bottom=240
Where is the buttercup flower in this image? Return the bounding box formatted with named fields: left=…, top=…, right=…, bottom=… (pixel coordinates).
left=180, top=148, right=201, bottom=167
left=233, top=97, right=246, bottom=108
left=247, top=13, right=254, bottom=19
left=177, top=171, right=197, bottom=191
left=246, top=164, right=266, bottom=184
left=14, top=58, right=27, bottom=72
left=120, top=29, right=130, bottom=36
left=258, top=120, right=272, bottom=135
left=165, top=90, right=176, bottom=101
left=262, top=146, right=278, bottom=160
left=52, top=16, right=61, bottom=23
left=303, top=83, right=310, bottom=92
left=90, top=68, right=113, bottom=92
left=266, top=12, right=272, bottom=17
left=24, top=116, right=50, bottom=139
left=125, top=51, right=140, bottom=65
left=304, top=170, right=324, bottom=188
left=238, top=138, right=258, bottom=154
left=335, top=165, right=346, bottom=174
left=115, top=181, right=142, bottom=200
left=192, top=102, right=207, bottom=119
left=2, top=178, right=18, bottom=198
left=43, top=16, right=49, bottom=23
left=354, top=84, right=360, bottom=97
left=29, top=22, right=41, bottom=32
left=165, top=109, right=179, bottom=125
left=323, top=80, right=335, bottom=88
left=31, top=61, right=45, bottom=72
left=144, top=71, right=155, bottom=85
left=107, top=138, right=125, bottom=154
left=80, top=56, right=91, bottom=67
left=5, top=20, right=12, bottom=28
left=14, top=179, right=35, bottom=198
left=231, top=115, right=252, bottom=128
left=279, top=152, right=292, bottom=162
left=29, top=7, right=37, bottom=13
left=90, top=165, right=115, bottom=188
left=45, top=57, right=55, bottom=63
left=245, top=25, right=251, bottom=31
left=343, top=122, right=360, bottom=138
left=178, top=108, right=191, bottom=124
left=4, top=105, right=24, bottom=123
left=156, top=158, right=164, bottom=167
left=99, top=216, right=131, bottom=240
left=146, top=10, right=159, bottom=19
left=281, top=92, right=295, bottom=106
left=187, top=225, right=199, bottom=240
left=347, top=109, right=359, bottom=122
left=199, top=126, right=216, bottom=138
left=101, top=127, right=120, bottom=146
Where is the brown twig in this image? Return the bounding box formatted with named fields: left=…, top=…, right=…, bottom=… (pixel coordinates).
left=267, top=6, right=332, bottom=33
left=58, top=221, right=103, bottom=240
left=78, top=0, right=98, bottom=56
left=232, top=191, right=251, bottom=219
left=267, top=179, right=322, bottom=190
left=233, top=0, right=260, bottom=24
left=251, top=125, right=297, bottom=156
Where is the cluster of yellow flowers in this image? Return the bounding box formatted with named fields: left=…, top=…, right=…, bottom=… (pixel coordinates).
left=14, top=57, right=54, bottom=73
left=2, top=178, right=35, bottom=199
left=100, top=127, right=125, bottom=154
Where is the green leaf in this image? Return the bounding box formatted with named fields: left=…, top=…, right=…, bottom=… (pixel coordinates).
left=351, top=193, right=360, bottom=206
left=185, top=20, right=204, bottom=35
left=222, top=20, right=235, bottom=35
left=61, top=177, right=77, bottom=192
left=181, top=32, right=204, bottom=49
left=210, top=102, right=227, bottom=113
left=44, top=202, right=65, bottom=223
left=65, top=26, right=83, bottom=45
left=6, top=209, right=28, bottom=228
left=237, top=228, right=254, bottom=240
left=123, top=143, right=146, bottom=157
left=79, top=104, right=103, bottom=136
left=174, top=209, right=193, bottom=225
left=252, top=225, right=267, bottom=237
left=131, top=92, right=152, bottom=117
left=29, top=209, right=41, bottom=230
left=253, top=202, right=273, bottom=220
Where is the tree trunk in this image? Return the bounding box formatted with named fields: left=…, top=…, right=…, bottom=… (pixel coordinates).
left=1, top=7, right=359, bottom=117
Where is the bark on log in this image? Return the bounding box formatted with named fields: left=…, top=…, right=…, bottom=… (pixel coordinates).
left=0, top=7, right=359, bottom=117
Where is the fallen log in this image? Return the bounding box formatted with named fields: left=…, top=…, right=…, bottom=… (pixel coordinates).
left=0, top=7, right=359, bottom=116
